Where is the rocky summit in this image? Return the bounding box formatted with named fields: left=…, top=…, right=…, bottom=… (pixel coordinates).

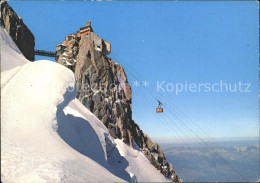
left=56, top=21, right=181, bottom=182
left=0, top=0, right=35, bottom=61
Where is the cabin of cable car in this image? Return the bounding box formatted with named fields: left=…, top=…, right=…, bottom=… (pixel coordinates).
left=156, top=100, right=163, bottom=113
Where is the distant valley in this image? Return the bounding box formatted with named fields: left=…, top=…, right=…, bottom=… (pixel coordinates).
left=160, top=140, right=259, bottom=182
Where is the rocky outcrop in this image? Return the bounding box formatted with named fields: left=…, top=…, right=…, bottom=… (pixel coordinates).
left=56, top=26, right=181, bottom=182
left=0, top=0, right=35, bottom=61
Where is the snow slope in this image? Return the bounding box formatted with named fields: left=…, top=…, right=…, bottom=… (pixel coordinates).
left=1, top=27, right=169, bottom=182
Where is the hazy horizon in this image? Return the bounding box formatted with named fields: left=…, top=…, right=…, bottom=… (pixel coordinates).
left=152, top=136, right=259, bottom=144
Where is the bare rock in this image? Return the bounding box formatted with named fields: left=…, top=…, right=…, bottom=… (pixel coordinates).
left=0, top=0, right=35, bottom=61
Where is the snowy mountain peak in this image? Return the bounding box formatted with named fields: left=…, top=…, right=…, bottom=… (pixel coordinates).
left=56, top=22, right=181, bottom=182
left=1, top=26, right=170, bottom=182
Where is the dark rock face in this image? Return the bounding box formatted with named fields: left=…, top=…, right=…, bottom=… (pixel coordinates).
left=0, top=1, right=35, bottom=61
left=56, top=31, right=181, bottom=182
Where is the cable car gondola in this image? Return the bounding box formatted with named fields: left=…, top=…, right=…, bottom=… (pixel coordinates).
left=156, top=100, right=163, bottom=113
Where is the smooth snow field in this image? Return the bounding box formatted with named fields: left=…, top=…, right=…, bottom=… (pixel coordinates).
left=1, top=27, right=169, bottom=183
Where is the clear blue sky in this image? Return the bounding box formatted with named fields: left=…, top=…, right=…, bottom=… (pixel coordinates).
left=9, top=1, right=259, bottom=142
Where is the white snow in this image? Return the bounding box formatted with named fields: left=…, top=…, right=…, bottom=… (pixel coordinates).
left=0, top=28, right=28, bottom=72
left=65, top=60, right=72, bottom=65
left=1, top=26, right=169, bottom=182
